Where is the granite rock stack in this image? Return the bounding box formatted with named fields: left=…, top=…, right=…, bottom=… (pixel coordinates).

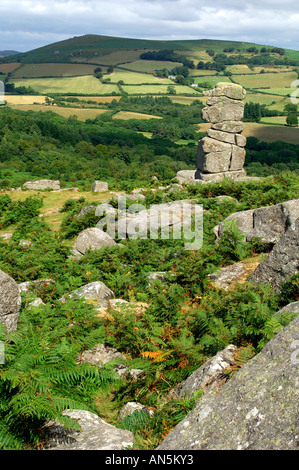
left=196, top=82, right=247, bottom=182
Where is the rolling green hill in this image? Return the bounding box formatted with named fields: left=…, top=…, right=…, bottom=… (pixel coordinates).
left=1, top=34, right=299, bottom=65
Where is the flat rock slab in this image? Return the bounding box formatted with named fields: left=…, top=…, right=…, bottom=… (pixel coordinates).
left=43, top=409, right=135, bottom=450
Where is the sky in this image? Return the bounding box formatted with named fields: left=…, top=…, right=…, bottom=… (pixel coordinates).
left=0, top=0, right=298, bottom=52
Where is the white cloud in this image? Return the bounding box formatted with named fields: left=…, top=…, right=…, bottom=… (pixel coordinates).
left=0, top=0, right=297, bottom=51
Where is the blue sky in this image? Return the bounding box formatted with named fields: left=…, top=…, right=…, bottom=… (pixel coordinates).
left=0, top=0, right=298, bottom=52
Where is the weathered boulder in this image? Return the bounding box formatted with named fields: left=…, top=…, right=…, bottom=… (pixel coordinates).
left=75, top=227, right=116, bottom=255
left=18, top=278, right=54, bottom=294
left=75, top=205, right=97, bottom=219
left=216, top=199, right=299, bottom=246
left=158, top=315, right=299, bottom=450
left=249, top=217, right=299, bottom=292
left=118, top=402, right=154, bottom=420
left=196, top=82, right=247, bottom=182
left=0, top=270, right=21, bottom=333
left=42, top=409, right=135, bottom=450
left=78, top=343, right=126, bottom=367
left=23, top=179, right=60, bottom=191
left=205, top=82, right=246, bottom=100
left=274, top=301, right=299, bottom=316
left=92, top=181, right=108, bottom=192
left=207, top=260, right=259, bottom=291
left=168, top=345, right=237, bottom=400
left=63, top=281, right=114, bottom=308
left=175, top=170, right=196, bottom=184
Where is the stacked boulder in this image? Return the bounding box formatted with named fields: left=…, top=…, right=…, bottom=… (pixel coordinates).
left=196, top=82, right=247, bottom=182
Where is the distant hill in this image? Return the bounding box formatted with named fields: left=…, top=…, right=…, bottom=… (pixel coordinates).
left=0, top=34, right=298, bottom=65
left=0, top=50, right=20, bottom=58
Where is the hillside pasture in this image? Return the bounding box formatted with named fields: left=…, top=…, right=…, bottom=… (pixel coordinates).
left=112, top=111, right=162, bottom=120
left=85, top=50, right=144, bottom=65
left=12, top=63, right=101, bottom=78
left=108, top=69, right=173, bottom=84
left=233, top=71, right=297, bottom=89
left=11, top=76, right=120, bottom=95
left=122, top=83, right=200, bottom=95
left=8, top=104, right=108, bottom=121
left=5, top=95, right=46, bottom=104
left=0, top=62, right=21, bottom=74
left=119, top=60, right=183, bottom=73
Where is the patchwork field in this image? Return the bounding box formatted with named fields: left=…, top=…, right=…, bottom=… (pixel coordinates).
left=112, top=111, right=162, bottom=120
left=11, top=76, right=120, bottom=95
left=9, top=104, right=108, bottom=121
left=109, top=69, right=173, bottom=84
left=12, top=63, right=101, bottom=78
left=121, top=83, right=200, bottom=95
left=233, top=71, right=297, bottom=89
left=4, top=95, right=47, bottom=104
left=192, top=76, right=232, bottom=87
left=0, top=62, right=21, bottom=74
left=119, top=60, right=183, bottom=73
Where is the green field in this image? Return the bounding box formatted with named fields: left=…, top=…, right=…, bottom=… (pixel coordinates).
left=12, top=63, right=102, bottom=78
left=233, top=71, right=297, bottom=89
left=193, top=76, right=232, bottom=87
left=8, top=104, right=109, bottom=120
left=108, top=69, right=173, bottom=84
left=11, top=76, right=120, bottom=94
left=119, top=60, right=183, bottom=73
left=122, top=84, right=200, bottom=95
left=112, top=111, right=162, bottom=120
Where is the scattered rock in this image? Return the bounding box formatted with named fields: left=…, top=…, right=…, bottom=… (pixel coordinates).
left=215, top=199, right=299, bottom=247
left=92, top=181, right=108, bottom=193
left=207, top=260, right=260, bottom=291
left=168, top=345, right=237, bottom=400
left=250, top=217, right=299, bottom=292
left=118, top=402, right=154, bottom=420
left=27, top=298, right=45, bottom=308
left=63, top=281, right=114, bottom=308
left=0, top=232, right=13, bottom=241
left=75, top=205, right=97, bottom=218
left=18, top=239, right=32, bottom=248
left=175, top=170, right=196, bottom=184
left=158, top=315, right=299, bottom=450
left=75, top=227, right=116, bottom=255
left=78, top=343, right=126, bottom=367
left=274, top=301, right=299, bottom=316
left=18, top=279, right=54, bottom=294
left=23, top=179, right=60, bottom=191
left=42, top=409, right=135, bottom=450
left=0, top=270, right=21, bottom=333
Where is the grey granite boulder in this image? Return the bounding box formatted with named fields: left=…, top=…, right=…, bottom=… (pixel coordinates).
left=168, top=345, right=237, bottom=400
left=274, top=301, right=299, bottom=316
left=92, top=181, right=108, bottom=192
left=62, top=281, right=114, bottom=308
left=43, top=409, right=135, bottom=450
left=158, top=315, right=299, bottom=450
left=75, top=227, right=116, bottom=255
left=23, top=179, right=60, bottom=190
left=0, top=270, right=21, bottom=333
left=249, top=217, right=299, bottom=292
left=216, top=199, right=299, bottom=247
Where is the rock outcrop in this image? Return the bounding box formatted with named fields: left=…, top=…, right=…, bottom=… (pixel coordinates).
left=250, top=217, right=299, bottom=292
left=0, top=270, right=21, bottom=333
left=196, top=82, right=247, bottom=182
left=215, top=198, right=299, bottom=248
left=75, top=227, right=116, bottom=255
left=157, top=315, right=299, bottom=450
left=61, top=281, right=114, bottom=308
left=23, top=179, right=60, bottom=191
left=42, top=409, right=135, bottom=450
left=168, top=344, right=237, bottom=400
left=92, top=181, right=108, bottom=192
